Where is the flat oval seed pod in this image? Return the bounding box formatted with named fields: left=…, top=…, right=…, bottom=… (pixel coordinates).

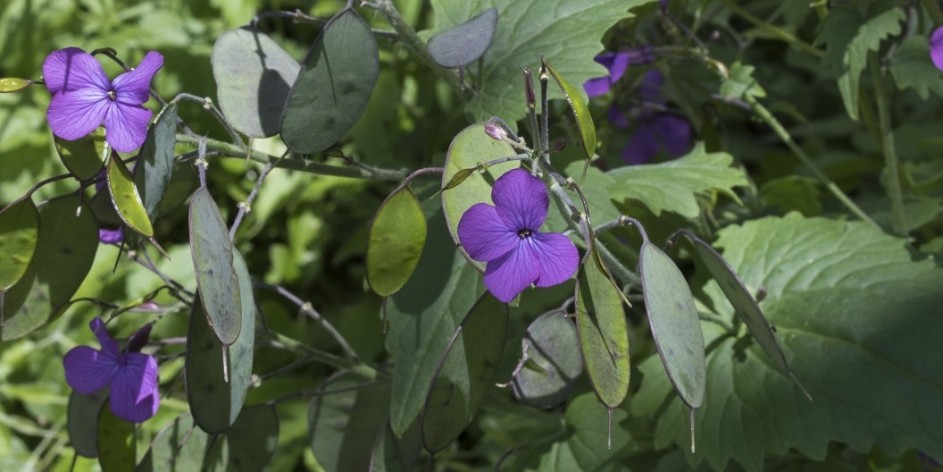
left=67, top=390, right=107, bottom=458
left=511, top=310, right=583, bottom=409
left=97, top=407, right=135, bottom=472
left=309, top=375, right=391, bottom=472
left=367, top=187, right=427, bottom=297
left=55, top=135, right=103, bottom=181
left=189, top=187, right=242, bottom=345
left=212, top=28, right=300, bottom=138
left=280, top=8, right=379, bottom=153
left=107, top=154, right=154, bottom=238
left=639, top=242, right=706, bottom=411
left=420, top=293, right=508, bottom=453
left=542, top=58, right=597, bottom=159
left=428, top=8, right=498, bottom=68
left=0, top=197, right=39, bottom=292
left=133, top=104, right=178, bottom=218
left=441, top=123, right=518, bottom=271
left=575, top=250, right=630, bottom=409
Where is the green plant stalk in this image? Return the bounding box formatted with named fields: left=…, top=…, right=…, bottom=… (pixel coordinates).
left=264, top=331, right=379, bottom=381
left=922, top=0, right=943, bottom=25
left=177, top=134, right=408, bottom=181
left=724, top=1, right=823, bottom=59
left=745, top=96, right=880, bottom=229
left=869, top=54, right=908, bottom=235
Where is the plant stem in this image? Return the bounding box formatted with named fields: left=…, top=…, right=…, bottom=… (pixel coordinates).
left=176, top=134, right=408, bottom=181
left=869, top=53, right=907, bottom=235
left=724, top=1, right=823, bottom=58
left=745, top=97, right=880, bottom=229
left=263, top=331, right=378, bottom=381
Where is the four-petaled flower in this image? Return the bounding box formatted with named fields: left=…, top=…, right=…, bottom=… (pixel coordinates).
left=63, top=318, right=159, bottom=423
left=583, top=47, right=654, bottom=98
left=609, top=69, right=693, bottom=164
left=931, top=26, right=943, bottom=71
left=43, top=48, right=163, bottom=152
left=458, top=169, right=579, bottom=303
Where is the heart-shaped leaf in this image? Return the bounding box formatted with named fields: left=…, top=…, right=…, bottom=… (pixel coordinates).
left=427, top=8, right=498, bottom=68
left=107, top=154, right=154, bottom=238
left=367, top=187, right=427, bottom=297
left=0, top=197, right=38, bottom=292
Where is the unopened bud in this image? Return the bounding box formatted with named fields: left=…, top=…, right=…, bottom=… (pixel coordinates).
left=484, top=121, right=508, bottom=141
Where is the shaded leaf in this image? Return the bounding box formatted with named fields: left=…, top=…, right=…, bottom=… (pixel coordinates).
left=565, top=392, right=635, bottom=471
left=133, top=104, right=178, bottom=218
left=107, top=154, right=154, bottom=237
left=428, top=8, right=497, bottom=68
left=511, top=310, right=583, bottom=409
left=542, top=58, right=596, bottom=159
left=68, top=390, right=107, bottom=458
left=97, top=407, right=136, bottom=472
left=55, top=134, right=103, bottom=181
left=281, top=8, right=379, bottom=153
left=225, top=404, right=279, bottom=472
left=212, top=27, right=300, bottom=138
left=136, top=414, right=210, bottom=472
left=0, top=197, right=38, bottom=292
left=367, top=187, right=427, bottom=297
left=720, top=62, right=766, bottom=100
left=309, top=375, right=391, bottom=472
left=889, top=35, right=943, bottom=100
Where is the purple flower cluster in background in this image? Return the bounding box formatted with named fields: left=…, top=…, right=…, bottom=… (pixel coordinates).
left=63, top=318, right=159, bottom=423
left=458, top=169, right=578, bottom=303
left=43, top=48, right=162, bottom=152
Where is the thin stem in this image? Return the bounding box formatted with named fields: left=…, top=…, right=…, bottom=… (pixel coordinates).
left=746, top=96, right=880, bottom=229
left=230, top=154, right=284, bottom=240
left=170, top=93, right=245, bottom=149
left=21, top=173, right=73, bottom=199
left=724, top=1, right=823, bottom=58
left=699, top=311, right=735, bottom=332
left=870, top=53, right=907, bottom=235
left=261, top=331, right=377, bottom=380
left=256, top=282, right=361, bottom=362
left=595, top=241, right=642, bottom=288
left=252, top=9, right=399, bottom=40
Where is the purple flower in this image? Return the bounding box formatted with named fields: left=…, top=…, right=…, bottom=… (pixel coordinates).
left=458, top=169, right=579, bottom=303
left=610, top=70, right=693, bottom=164
left=63, top=318, right=159, bottom=423
left=583, top=47, right=655, bottom=97
left=43, top=48, right=163, bottom=153
left=99, top=227, right=124, bottom=244
left=931, top=26, right=943, bottom=71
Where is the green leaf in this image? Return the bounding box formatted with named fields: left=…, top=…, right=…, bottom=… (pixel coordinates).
left=367, top=187, right=427, bottom=297
left=565, top=392, right=634, bottom=471
left=545, top=161, right=621, bottom=233
left=608, top=143, right=747, bottom=218
left=309, top=375, right=391, bottom=472
left=189, top=187, right=242, bottom=345
left=0, top=77, right=32, bottom=93
left=225, top=404, right=279, bottom=472
left=720, top=62, right=766, bottom=100
left=0, top=197, right=38, bottom=292
left=639, top=242, right=705, bottom=411
left=511, top=310, right=583, bottom=408
left=97, top=407, right=136, bottom=472
left=136, top=414, right=210, bottom=472
left=575, top=250, right=630, bottom=409
left=107, top=155, right=154, bottom=238
left=542, top=58, right=596, bottom=159
left=430, top=0, right=656, bottom=123
left=633, top=213, right=943, bottom=471
left=441, top=122, right=518, bottom=270
left=816, top=2, right=904, bottom=120
left=133, top=104, right=178, bottom=218
left=421, top=293, right=507, bottom=452
left=427, top=8, right=497, bottom=68
left=67, top=391, right=107, bottom=458
left=212, top=27, right=299, bottom=138
left=280, top=8, right=379, bottom=153
left=55, top=135, right=104, bottom=181
left=760, top=175, right=822, bottom=216
left=386, top=204, right=484, bottom=436
left=889, top=35, right=943, bottom=100
left=1, top=194, right=98, bottom=340
left=369, top=424, right=422, bottom=472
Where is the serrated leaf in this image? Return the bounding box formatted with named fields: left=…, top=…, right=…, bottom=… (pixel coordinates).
left=430, top=0, right=656, bottom=123
left=542, top=58, right=596, bottom=159
left=0, top=197, right=38, bottom=292
left=386, top=203, right=484, bottom=436
left=97, top=407, right=135, bottom=472
left=421, top=293, right=507, bottom=452
left=428, top=8, right=497, bottom=68
left=889, top=35, right=943, bottom=100
left=816, top=2, right=904, bottom=120
left=189, top=187, right=242, bottom=345
left=136, top=414, right=210, bottom=472
left=55, top=135, right=103, bottom=181
left=1, top=194, right=98, bottom=340
left=133, top=104, right=178, bottom=218
left=633, top=213, right=943, bottom=471
left=575, top=250, right=629, bottom=409
left=367, top=187, right=427, bottom=297
left=212, top=27, right=299, bottom=138
left=281, top=8, right=379, bottom=153
left=608, top=143, right=747, bottom=218
left=309, top=375, right=391, bottom=472
left=639, top=242, right=705, bottom=411
left=511, top=310, right=583, bottom=408
left=68, top=390, right=107, bottom=458
left=107, top=155, right=154, bottom=238
left=720, top=62, right=766, bottom=100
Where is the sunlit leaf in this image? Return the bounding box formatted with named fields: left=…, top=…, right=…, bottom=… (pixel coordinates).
left=367, top=187, right=427, bottom=297
left=427, top=8, right=497, bottom=68
left=0, top=197, right=38, bottom=292
left=309, top=375, right=391, bottom=472
left=542, top=58, right=596, bottom=159
left=55, top=134, right=103, bottom=181
left=107, top=155, right=154, bottom=238
left=0, top=77, right=31, bottom=93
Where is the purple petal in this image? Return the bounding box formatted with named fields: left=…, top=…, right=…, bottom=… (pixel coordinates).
left=111, top=51, right=163, bottom=105
left=622, top=123, right=660, bottom=165
left=931, top=27, right=943, bottom=72
left=491, top=169, right=548, bottom=231
left=89, top=318, right=120, bottom=356
left=63, top=346, right=118, bottom=394
left=47, top=89, right=110, bottom=141
left=42, top=47, right=110, bottom=95
left=109, top=353, right=159, bottom=422
left=650, top=114, right=693, bottom=157
left=99, top=227, right=124, bottom=244
left=606, top=52, right=632, bottom=84
left=640, top=69, right=666, bottom=105
left=530, top=232, right=579, bottom=287
left=104, top=102, right=152, bottom=152
left=583, top=76, right=613, bottom=97
left=607, top=105, right=630, bottom=129
left=483, top=243, right=540, bottom=303
left=458, top=203, right=519, bottom=262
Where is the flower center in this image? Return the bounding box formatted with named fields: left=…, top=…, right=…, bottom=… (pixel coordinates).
left=517, top=228, right=533, bottom=239
left=107, top=90, right=117, bottom=101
